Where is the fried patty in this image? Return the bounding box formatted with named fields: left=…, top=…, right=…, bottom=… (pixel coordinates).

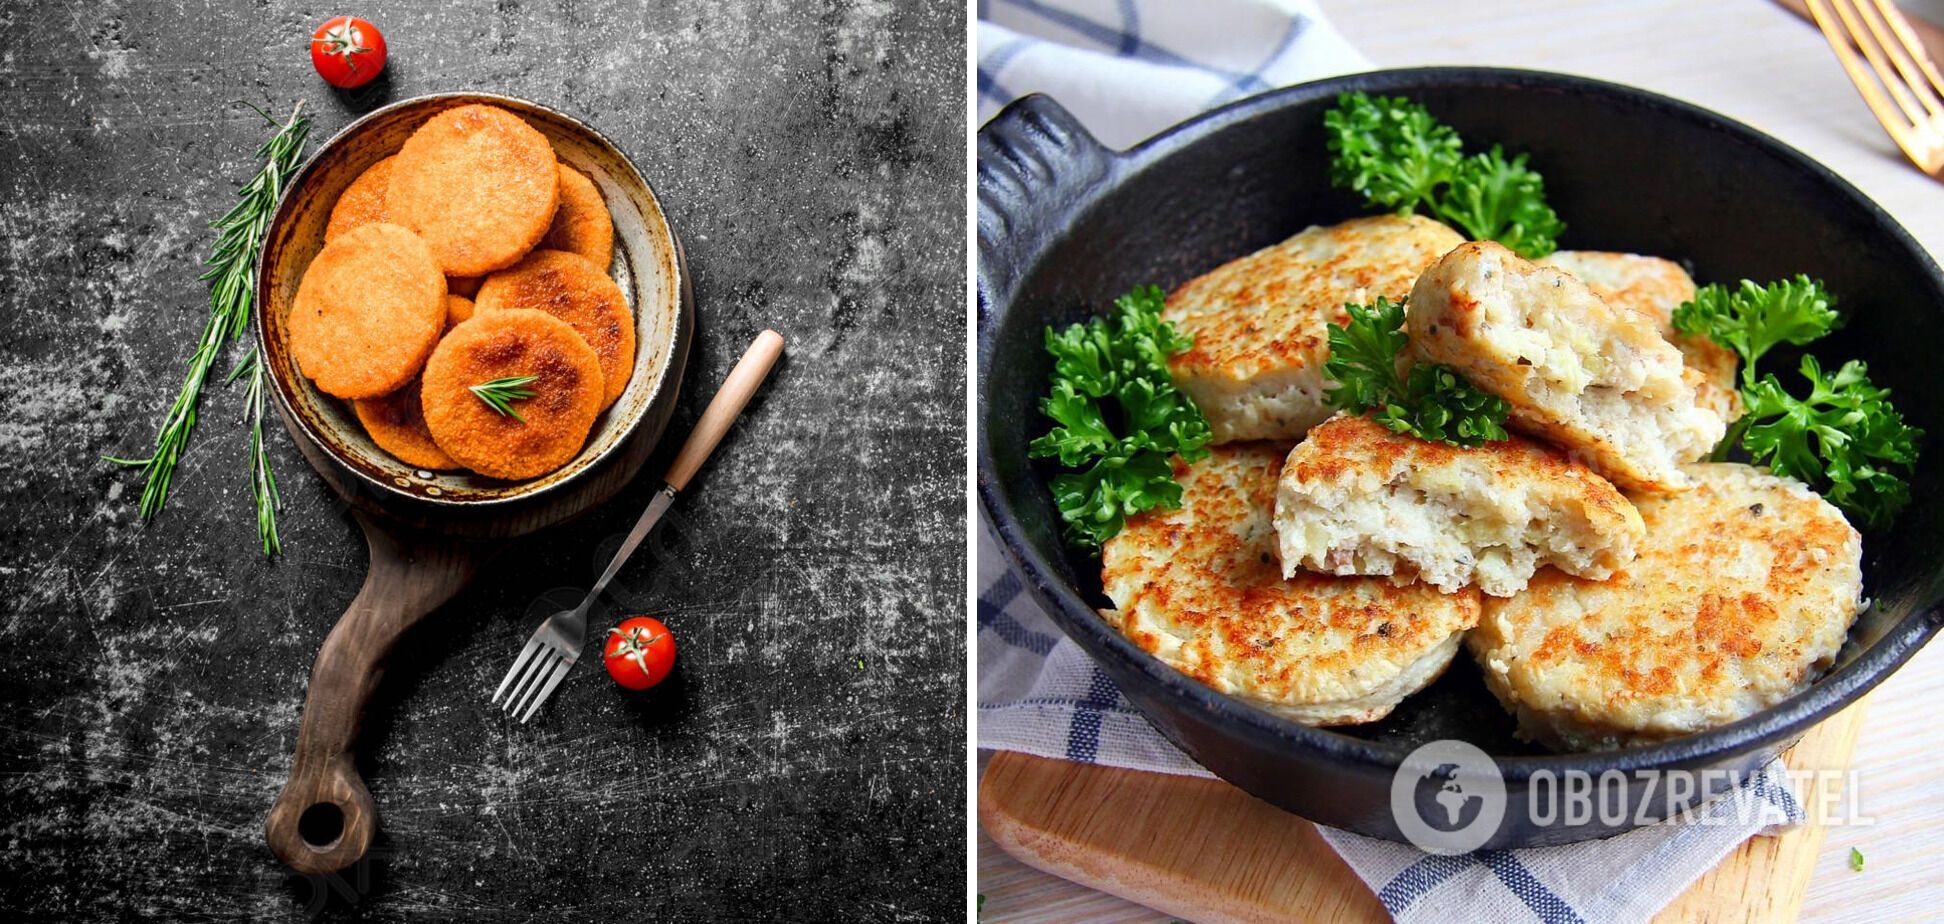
left=1275, top=414, right=1643, bottom=597
left=539, top=164, right=614, bottom=267
left=475, top=249, right=634, bottom=410
left=444, top=293, right=474, bottom=331
left=1408, top=242, right=1726, bottom=493
left=353, top=378, right=458, bottom=471
left=1539, top=251, right=1742, bottom=422
left=1469, top=463, right=1863, bottom=751
left=387, top=104, right=560, bottom=276
left=421, top=309, right=605, bottom=480
left=324, top=156, right=396, bottom=242
left=288, top=223, right=447, bottom=399
left=1101, top=442, right=1482, bottom=725
left=1163, top=215, right=1466, bottom=443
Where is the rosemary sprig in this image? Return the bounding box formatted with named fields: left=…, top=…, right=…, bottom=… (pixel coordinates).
left=470, top=376, right=539, bottom=422
left=107, top=101, right=309, bottom=556
left=226, top=348, right=283, bottom=555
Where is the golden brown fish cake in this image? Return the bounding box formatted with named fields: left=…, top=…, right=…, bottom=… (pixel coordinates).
left=443, top=294, right=474, bottom=331
left=288, top=223, right=447, bottom=399
left=387, top=104, right=559, bottom=276
left=353, top=378, right=458, bottom=470
left=1101, top=442, right=1481, bottom=725
left=474, top=249, right=634, bottom=410
left=1470, top=463, right=1862, bottom=751
left=1163, top=215, right=1466, bottom=443
left=539, top=164, right=614, bottom=267
left=1539, top=251, right=1742, bottom=422
left=324, top=156, right=396, bottom=242
left=420, top=309, right=604, bottom=480
left=1275, top=414, right=1644, bottom=597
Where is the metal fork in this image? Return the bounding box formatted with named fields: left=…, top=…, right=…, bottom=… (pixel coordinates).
left=492, top=329, right=786, bottom=722
left=1808, top=0, right=1944, bottom=173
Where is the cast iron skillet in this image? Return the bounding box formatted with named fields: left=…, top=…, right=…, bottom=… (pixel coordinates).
left=977, top=68, right=1944, bottom=847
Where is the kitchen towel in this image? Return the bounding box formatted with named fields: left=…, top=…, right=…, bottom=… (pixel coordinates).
left=975, top=9, right=1805, bottom=920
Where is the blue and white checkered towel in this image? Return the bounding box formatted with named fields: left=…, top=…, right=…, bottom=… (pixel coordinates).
left=976, top=6, right=1806, bottom=920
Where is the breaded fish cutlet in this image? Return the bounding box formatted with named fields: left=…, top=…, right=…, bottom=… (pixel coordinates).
left=387, top=104, right=560, bottom=277
left=1275, top=414, right=1644, bottom=597
left=354, top=378, right=458, bottom=471
left=1469, top=463, right=1863, bottom=751
left=1163, top=215, right=1466, bottom=443
left=1101, top=442, right=1482, bottom=726
left=421, top=309, right=605, bottom=480
left=324, top=156, right=396, bottom=242
left=1408, top=241, right=1726, bottom=493
left=1539, top=251, right=1742, bottom=422
left=288, top=223, right=447, bottom=399
left=475, top=249, right=635, bottom=410
left=444, top=293, right=474, bottom=331
left=540, top=164, right=615, bottom=267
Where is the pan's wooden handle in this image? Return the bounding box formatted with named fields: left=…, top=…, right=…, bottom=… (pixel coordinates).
left=663, top=329, right=784, bottom=491
left=265, top=512, right=478, bottom=875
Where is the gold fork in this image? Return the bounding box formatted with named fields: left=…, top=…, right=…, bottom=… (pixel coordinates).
left=1806, top=0, right=1944, bottom=173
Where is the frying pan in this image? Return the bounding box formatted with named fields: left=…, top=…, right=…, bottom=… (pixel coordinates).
left=255, top=92, right=691, bottom=873
left=976, top=68, right=1944, bottom=847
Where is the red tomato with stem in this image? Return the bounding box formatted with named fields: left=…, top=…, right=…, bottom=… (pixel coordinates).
left=604, top=616, right=676, bottom=691
left=310, top=16, right=387, bottom=89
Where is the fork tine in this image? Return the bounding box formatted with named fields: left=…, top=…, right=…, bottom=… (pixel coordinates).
left=518, top=656, right=575, bottom=723
left=503, top=647, right=559, bottom=716
left=1872, top=0, right=1944, bottom=104
left=1830, top=0, right=1928, bottom=127
left=492, top=635, right=545, bottom=703
left=1858, top=0, right=1944, bottom=120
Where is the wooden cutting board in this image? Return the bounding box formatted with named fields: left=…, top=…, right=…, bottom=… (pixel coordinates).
left=980, top=698, right=1868, bottom=923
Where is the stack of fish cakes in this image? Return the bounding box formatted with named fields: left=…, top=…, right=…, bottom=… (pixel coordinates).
left=1100, top=217, right=1864, bottom=748
left=290, top=103, right=628, bottom=481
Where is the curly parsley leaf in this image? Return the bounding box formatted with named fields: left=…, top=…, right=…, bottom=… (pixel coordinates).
left=1028, top=285, right=1212, bottom=549
left=1323, top=298, right=1510, bottom=447
left=1324, top=92, right=1564, bottom=259
left=1672, top=276, right=1840, bottom=381
left=1737, top=355, right=1921, bottom=529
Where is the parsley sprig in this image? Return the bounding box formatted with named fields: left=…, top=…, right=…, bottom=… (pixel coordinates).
left=1673, top=278, right=1922, bottom=527
left=1028, top=286, right=1213, bottom=549
left=1324, top=92, right=1564, bottom=258
left=1323, top=298, right=1509, bottom=447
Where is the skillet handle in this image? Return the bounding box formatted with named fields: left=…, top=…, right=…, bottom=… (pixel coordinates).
left=264, top=511, right=478, bottom=875
left=975, top=94, right=1116, bottom=315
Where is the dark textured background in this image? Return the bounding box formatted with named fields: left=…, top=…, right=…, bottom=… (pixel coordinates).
left=0, top=1, right=965, bottom=919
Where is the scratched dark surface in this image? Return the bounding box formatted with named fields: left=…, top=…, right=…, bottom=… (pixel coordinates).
left=0, top=1, right=965, bottom=920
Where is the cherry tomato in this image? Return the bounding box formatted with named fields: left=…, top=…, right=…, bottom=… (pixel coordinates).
left=603, top=616, right=676, bottom=691
left=309, top=16, right=387, bottom=89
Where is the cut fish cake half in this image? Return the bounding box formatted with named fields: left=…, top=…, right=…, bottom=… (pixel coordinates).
left=1408, top=241, right=1726, bottom=493
left=1101, top=442, right=1481, bottom=726
left=1539, top=250, right=1741, bottom=422
left=1274, top=414, right=1643, bottom=597
left=1163, top=215, right=1465, bottom=443
left=1469, top=463, right=1863, bottom=751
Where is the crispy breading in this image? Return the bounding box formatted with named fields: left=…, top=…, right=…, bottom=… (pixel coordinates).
left=324, top=156, right=396, bottom=242
left=539, top=164, right=614, bottom=267
left=1275, top=414, right=1643, bottom=597
left=1539, top=251, right=1742, bottom=422
left=475, top=249, right=634, bottom=410
left=443, top=293, right=474, bottom=331
left=1163, top=215, right=1466, bottom=443
left=420, top=309, right=604, bottom=480
left=387, top=104, right=559, bottom=276
left=1469, top=463, right=1863, bottom=751
left=1100, top=442, right=1481, bottom=725
left=353, top=378, right=458, bottom=470
left=1408, top=241, right=1726, bottom=493
left=288, top=223, right=446, bottom=399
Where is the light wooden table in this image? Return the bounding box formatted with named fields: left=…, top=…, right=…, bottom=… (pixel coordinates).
left=977, top=1, right=1944, bottom=919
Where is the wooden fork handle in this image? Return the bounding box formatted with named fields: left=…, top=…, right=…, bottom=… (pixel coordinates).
left=663, top=329, right=784, bottom=491
left=265, top=511, right=478, bottom=875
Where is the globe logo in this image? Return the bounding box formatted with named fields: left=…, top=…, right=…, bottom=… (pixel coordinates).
left=1390, top=740, right=1506, bottom=854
